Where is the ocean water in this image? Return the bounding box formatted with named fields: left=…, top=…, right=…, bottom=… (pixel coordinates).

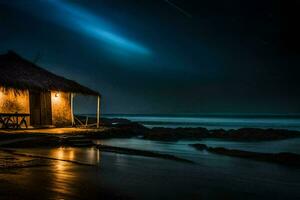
left=102, top=114, right=300, bottom=130
left=6, top=138, right=300, bottom=199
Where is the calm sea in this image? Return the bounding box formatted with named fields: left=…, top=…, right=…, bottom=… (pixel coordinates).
left=101, top=114, right=300, bottom=130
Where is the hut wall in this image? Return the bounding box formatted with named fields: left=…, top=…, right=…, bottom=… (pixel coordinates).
left=0, top=88, right=30, bottom=126
left=0, top=88, right=30, bottom=113
left=51, top=91, right=72, bottom=126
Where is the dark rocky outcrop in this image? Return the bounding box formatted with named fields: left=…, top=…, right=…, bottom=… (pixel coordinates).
left=98, top=122, right=300, bottom=141
left=190, top=143, right=208, bottom=150
left=77, top=116, right=300, bottom=141
left=143, top=127, right=209, bottom=141
left=2, top=117, right=299, bottom=144
left=143, top=127, right=300, bottom=141
left=86, top=122, right=149, bottom=139
left=190, top=143, right=300, bottom=167
left=212, top=128, right=300, bottom=140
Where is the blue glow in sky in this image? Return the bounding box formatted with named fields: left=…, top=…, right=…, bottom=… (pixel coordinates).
left=84, top=26, right=150, bottom=55
left=47, top=0, right=151, bottom=56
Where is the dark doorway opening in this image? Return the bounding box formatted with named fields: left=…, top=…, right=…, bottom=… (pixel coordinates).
left=29, top=91, right=52, bottom=126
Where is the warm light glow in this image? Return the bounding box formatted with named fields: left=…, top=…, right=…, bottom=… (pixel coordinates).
left=52, top=147, right=75, bottom=160
left=49, top=148, right=77, bottom=199
left=0, top=87, right=30, bottom=114
left=51, top=91, right=72, bottom=126
left=52, top=92, right=61, bottom=104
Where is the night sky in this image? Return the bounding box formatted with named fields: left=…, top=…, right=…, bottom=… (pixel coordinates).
left=0, top=0, right=299, bottom=114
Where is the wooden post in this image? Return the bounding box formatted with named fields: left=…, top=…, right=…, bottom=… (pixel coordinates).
left=71, top=93, right=74, bottom=126
left=85, top=116, right=88, bottom=127
left=97, top=95, right=100, bottom=128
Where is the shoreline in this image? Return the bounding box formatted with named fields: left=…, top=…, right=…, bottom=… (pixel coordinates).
left=1, top=118, right=300, bottom=168
left=88, top=116, right=300, bottom=141
left=0, top=117, right=299, bottom=146
left=100, top=117, right=300, bottom=141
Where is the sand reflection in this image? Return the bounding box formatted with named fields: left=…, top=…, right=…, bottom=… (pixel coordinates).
left=48, top=147, right=101, bottom=165
left=49, top=148, right=76, bottom=198
left=47, top=147, right=101, bottom=199
left=54, top=147, right=75, bottom=160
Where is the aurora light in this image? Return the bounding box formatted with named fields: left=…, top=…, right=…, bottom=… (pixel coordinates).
left=46, top=0, right=150, bottom=56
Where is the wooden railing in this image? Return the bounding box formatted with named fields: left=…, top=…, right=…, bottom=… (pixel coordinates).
left=0, top=113, right=30, bottom=129
left=73, top=116, right=97, bottom=128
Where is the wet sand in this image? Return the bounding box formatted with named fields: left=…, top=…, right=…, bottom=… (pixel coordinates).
left=0, top=151, right=129, bottom=200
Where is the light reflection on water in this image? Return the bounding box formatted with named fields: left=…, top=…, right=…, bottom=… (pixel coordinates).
left=0, top=147, right=111, bottom=200
left=21, top=147, right=103, bottom=166
left=51, top=160, right=75, bottom=198
left=2, top=139, right=300, bottom=199
left=56, top=147, right=74, bottom=160
left=50, top=148, right=76, bottom=198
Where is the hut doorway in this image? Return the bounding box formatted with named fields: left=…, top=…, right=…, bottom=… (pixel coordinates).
left=29, top=91, right=52, bottom=126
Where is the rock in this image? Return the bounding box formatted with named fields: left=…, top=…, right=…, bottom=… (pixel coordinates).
left=144, top=127, right=300, bottom=141
left=143, top=127, right=209, bottom=141
left=86, top=122, right=149, bottom=139
left=189, top=143, right=208, bottom=150
left=191, top=143, right=300, bottom=167
left=223, top=128, right=299, bottom=140
left=76, top=116, right=300, bottom=141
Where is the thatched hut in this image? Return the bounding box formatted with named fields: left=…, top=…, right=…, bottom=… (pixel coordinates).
left=0, top=51, right=101, bottom=128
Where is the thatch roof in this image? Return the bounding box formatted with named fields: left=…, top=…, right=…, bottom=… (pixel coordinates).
left=0, top=51, right=100, bottom=96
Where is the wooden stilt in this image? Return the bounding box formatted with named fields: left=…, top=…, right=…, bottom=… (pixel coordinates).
left=71, top=93, right=74, bottom=126
left=97, top=95, right=100, bottom=128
